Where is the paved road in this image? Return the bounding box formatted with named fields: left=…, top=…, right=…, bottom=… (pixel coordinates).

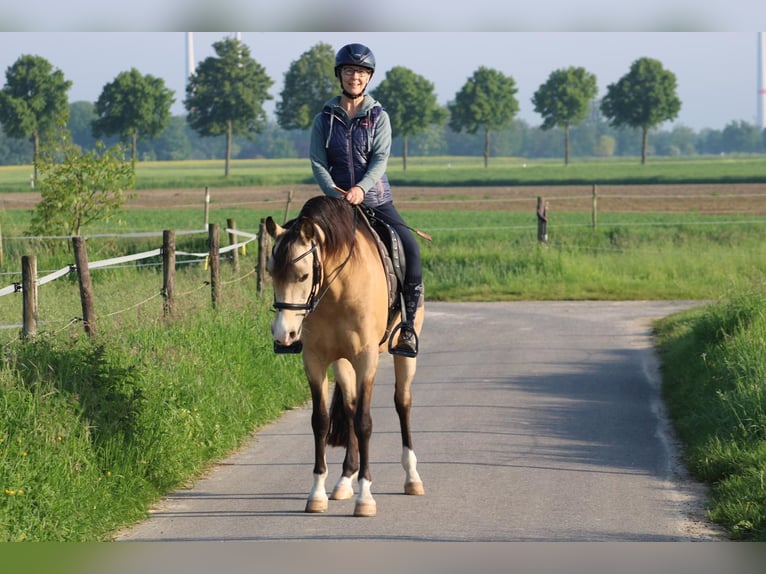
left=117, top=301, right=723, bottom=542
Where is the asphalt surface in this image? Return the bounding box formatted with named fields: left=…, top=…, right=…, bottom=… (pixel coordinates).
left=116, top=301, right=724, bottom=542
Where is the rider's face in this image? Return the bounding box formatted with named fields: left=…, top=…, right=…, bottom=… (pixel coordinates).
left=341, top=66, right=371, bottom=97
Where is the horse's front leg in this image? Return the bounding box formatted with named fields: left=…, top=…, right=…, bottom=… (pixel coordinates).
left=353, top=353, right=379, bottom=517
left=305, top=364, right=330, bottom=513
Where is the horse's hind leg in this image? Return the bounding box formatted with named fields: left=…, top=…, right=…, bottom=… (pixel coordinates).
left=328, top=359, right=358, bottom=501
left=394, top=354, right=425, bottom=496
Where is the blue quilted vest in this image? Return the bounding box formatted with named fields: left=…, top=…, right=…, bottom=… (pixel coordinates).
left=319, top=103, right=392, bottom=207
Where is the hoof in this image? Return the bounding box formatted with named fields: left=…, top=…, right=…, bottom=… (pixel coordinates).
left=305, top=498, right=328, bottom=513
left=404, top=481, right=425, bottom=496
left=330, top=483, right=354, bottom=500
left=353, top=501, right=377, bottom=517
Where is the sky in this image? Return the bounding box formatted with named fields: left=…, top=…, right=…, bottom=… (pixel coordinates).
left=1, top=11, right=765, bottom=133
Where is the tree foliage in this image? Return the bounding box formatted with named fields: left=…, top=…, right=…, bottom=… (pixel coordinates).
left=30, top=131, right=135, bottom=238
left=0, top=54, right=72, bottom=182
left=600, top=57, right=681, bottom=164
left=184, top=37, right=273, bottom=176
left=276, top=42, right=336, bottom=131
left=532, top=66, right=597, bottom=166
left=371, top=66, right=447, bottom=171
left=448, top=66, right=519, bottom=167
left=92, top=68, right=175, bottom=162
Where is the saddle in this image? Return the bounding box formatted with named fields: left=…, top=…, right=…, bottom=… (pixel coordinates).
left=356, top=206, right=406, bottom=346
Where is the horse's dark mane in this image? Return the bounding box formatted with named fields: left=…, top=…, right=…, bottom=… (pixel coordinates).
left=272, top=196, right=372, bottom=280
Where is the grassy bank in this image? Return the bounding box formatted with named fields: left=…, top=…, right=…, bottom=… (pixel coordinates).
left=0, top=275, right=308, bottom=541
left=655, top=284, right=766, bottom=540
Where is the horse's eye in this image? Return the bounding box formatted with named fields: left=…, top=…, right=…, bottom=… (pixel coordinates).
left=298, top=273, right=310, bottom=282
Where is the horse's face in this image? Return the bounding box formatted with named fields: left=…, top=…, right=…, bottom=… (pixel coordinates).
left=265, top=217, right=319, bottom=349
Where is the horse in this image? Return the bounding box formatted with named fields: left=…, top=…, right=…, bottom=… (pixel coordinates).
left=265, top=195, right=425, bottom=517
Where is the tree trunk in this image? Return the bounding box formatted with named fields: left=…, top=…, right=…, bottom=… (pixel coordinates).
left=564, top=124, right=571, bottom=166
left=484, top=128, right=490, bottom=168
left=403, top=136, right=408, bottom=171
left=225, top=119, right=232, bottom=177
left=132, top=131, right=138, bottom=162
left=641, top=126, right=649, bottom=165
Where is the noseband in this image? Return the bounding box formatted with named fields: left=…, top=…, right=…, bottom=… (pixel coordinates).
left=272, top=241, right=322, bottom=314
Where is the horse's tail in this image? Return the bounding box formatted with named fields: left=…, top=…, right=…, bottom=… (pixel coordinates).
left=326, top=383, right=349, bottom=447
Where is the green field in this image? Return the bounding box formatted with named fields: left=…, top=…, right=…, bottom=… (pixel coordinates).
left=2, top=154, right=766, bottom=192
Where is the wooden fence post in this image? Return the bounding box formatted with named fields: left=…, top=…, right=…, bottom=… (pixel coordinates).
left=209, top=223, right=220, bottom=309
left=592, top=184, right=598, bottom=230
left=21, top=255, right=37, bottom=339
left=162, top=230, right=176, bottom=317
left=283, top=189, right=293, bottom=224
left=257, top=218, right=269, bottom=294
left=536, top=196, right=548, bottom=244
left=72, top=236, right=96, bottom=337
left=227, top=217, right=239, bottom=272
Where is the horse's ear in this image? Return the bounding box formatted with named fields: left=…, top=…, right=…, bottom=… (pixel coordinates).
left=265, top=216, right=284, bottom=239
left=300, top=218, right=316, bottom=241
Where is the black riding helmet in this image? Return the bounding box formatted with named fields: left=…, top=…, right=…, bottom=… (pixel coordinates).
left=334, top=43, right=376, bottom=78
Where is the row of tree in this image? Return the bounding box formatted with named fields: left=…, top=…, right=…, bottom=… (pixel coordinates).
left=1, top=37, right=765, bottom=177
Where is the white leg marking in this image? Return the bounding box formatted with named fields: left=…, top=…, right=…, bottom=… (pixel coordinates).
left=402, top=447, right=425, bottom=495
left=305, top=470, right=329, bottom=513
left=330, top=472, right=357, bottom=500
left=354, top=477, right=376, bottom=517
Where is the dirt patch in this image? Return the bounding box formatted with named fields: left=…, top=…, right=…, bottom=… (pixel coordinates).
left=3, top=183, right=766, bottom=214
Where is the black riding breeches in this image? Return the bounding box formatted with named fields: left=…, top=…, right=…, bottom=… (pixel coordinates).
left=369, top=201, right=422, bottom=288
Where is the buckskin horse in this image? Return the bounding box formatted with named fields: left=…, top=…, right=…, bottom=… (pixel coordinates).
left=265, top=195, right=425, bottom=517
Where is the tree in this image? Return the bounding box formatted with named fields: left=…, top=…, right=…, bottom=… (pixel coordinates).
left=184, top=37, right=273, bottom=176
left=276, top=42, right=336, bottom=131
left=92, top=68, right=175, bottom=162
left=371, top=66, right=446, bottom=171
left=30, top=130, right=135, bottom=237
left=0, top=54, right=72, bottom=182
left=532, top=66, right=597, bottom=166
left=600, top=57, right=681, bottom=164
left=448, top=67, right=518, bottom=167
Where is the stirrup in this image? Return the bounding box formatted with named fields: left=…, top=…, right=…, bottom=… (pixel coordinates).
left=388, top=323, right=418, bottom=358
left=274, top=341, right=303, bottom=354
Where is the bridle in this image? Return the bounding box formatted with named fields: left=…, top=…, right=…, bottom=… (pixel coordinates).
left=272, top=241, right=322, bottom=314
left=271, top=209, right=359, bottom=315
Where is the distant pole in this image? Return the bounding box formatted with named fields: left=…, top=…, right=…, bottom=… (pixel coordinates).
left=186, top=32, right=196, bottom=89
left=759, top=32, right=766, bottom=128
left=227, top=218, right=239, bottom=272
left=536, top=197, right=548, bottom=244
left=204, top=186, right=210, bottom=227
left=592, top=185, right=598, bottom=230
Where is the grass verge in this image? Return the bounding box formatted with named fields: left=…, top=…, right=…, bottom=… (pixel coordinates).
left=0, top=294, right=308, bottom=541
left=655, top=282, right=766, bottom=540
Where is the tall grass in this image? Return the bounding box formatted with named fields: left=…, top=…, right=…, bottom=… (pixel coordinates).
left=655, top=283, right=766, bottom=540
left=0, top=268, right=308, bottom=541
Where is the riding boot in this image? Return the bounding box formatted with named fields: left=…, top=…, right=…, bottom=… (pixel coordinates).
left=391, top=282, right=423, bottom=358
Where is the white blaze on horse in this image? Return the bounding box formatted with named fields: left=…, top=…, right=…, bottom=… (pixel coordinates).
left=265, top=195, right=425, bottom=517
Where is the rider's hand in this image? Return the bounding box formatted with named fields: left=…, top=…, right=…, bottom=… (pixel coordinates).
left=345, top=186, right=365, bottom=205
